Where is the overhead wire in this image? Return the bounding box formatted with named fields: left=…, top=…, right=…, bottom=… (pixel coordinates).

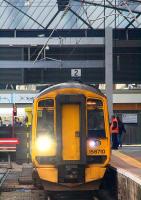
left=91, top=5, right=108, bottom=28
left=65, top=1, right=90, bottom=58
left=0, top=0, right=141, bottom=29
left=33, top=4, right=69, bottom=63
left=66, top=0, right=103, bottom=57
left=1, top=0, right=141, bottom=62
left=106, top=0, right=130, bottom=28
left=97, top=0, right=118, bottom=28
left=28, top=1, right=58, bottom=59
left=78, top=0, right=103, bottom=29
left=117, top=5, right=139, bottom=28
left=98, top=0, right=118, bottom=28
left=65, top=0, right=113, bottom=57
left=122, top=0, right=140, bottom=25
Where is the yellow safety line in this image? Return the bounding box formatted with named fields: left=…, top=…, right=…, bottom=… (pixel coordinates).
left=123, top=144, right=141, bottom=147
left=112, top=150, right=141, bottom=169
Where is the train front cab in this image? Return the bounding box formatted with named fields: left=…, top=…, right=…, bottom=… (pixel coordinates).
left=32, top=86, right=110, bottom=191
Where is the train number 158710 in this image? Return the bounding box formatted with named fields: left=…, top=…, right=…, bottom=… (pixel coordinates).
left=89, top=149, right=105, bottom=154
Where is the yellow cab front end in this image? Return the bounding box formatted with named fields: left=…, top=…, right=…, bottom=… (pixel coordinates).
left=31, top=83, right=110, bottom=191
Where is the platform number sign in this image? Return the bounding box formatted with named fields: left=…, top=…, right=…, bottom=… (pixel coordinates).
left=71, top=69, right=81, bottom=78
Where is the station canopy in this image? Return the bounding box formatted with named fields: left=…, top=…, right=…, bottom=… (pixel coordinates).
left=0, top=0, right=141, bottom=29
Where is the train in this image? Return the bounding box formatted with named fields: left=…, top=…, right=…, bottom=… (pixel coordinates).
left=31, top=82, right=111, bottom=191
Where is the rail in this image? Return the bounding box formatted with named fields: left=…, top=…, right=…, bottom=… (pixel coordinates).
left=0, top=169, right=10, bottom=189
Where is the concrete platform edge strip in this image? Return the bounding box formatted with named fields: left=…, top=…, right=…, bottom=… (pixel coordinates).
left=123, top=144, right=141, bottom=147
left=110, top=166, right=141, bottom=186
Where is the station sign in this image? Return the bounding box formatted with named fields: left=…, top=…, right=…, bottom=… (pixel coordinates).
left=14, top=93, right=36, bottom=103
left=122, top=113, right=138, bottom=124
left=0, top=93, right=36, bottom=104
left=0, top=94, right=11, bottom=103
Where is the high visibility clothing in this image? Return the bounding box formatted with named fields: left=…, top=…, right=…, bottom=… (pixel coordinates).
left=110, top=118, right=119, bottom=134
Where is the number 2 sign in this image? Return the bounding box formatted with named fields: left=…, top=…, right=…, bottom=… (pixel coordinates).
left=71, top=69, right=81, bottom=78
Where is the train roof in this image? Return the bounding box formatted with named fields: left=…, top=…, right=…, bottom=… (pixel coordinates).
left=36, top=82, right=106, bottom=98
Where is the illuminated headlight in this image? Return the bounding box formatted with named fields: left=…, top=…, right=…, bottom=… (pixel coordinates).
left=88, top=139, right=101, bottom=148
left=36, top=136, right=53, bottom=152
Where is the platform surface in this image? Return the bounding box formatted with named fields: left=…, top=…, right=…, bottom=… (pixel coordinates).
left=120, top=146, right=141, bottom=162
left=111, top=146, right=141, bottom=183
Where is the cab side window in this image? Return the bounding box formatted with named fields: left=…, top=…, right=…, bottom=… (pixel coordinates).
left=88, top=110, right=104, bottom=130
left=37, top=99, right=54, bottom=137
left=87, top=99, right=105, bottom=138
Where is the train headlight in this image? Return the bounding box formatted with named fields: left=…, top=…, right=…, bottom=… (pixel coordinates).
left=36, top=136, right=53, bottom=152
left=88, top=139, right=101, bottom=148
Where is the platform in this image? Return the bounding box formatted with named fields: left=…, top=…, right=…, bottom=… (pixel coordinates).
left=118, top=146, right=141, bottom=163
left=110, top=146, right=141, bottom=200
left=111, top=146, right=141, bottom=180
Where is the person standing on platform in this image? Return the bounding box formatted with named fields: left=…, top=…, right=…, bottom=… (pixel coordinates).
left=110, top=115, right=119, bottom=149
left=0, top=116, right=2, bottom=127
left=117, top=116, right=126, bottom=148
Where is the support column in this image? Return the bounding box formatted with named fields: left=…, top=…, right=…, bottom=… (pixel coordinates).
left=105, top=27, right=113, bottom=119
left=8, top=153, right=12, bottom=169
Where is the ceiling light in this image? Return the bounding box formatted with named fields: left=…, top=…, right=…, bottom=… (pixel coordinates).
left=45, top=45, right=49, bottom=50
left=24, top=0, right=32, bottom=6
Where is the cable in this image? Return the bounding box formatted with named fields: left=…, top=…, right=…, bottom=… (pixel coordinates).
left=33, top=4, right=69, bottom=63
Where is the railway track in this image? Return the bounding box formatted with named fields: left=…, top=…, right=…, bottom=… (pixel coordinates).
left=0, top=186, right=114, bottom=200
left=45, top=190, right=114, bottom=200
left=45, top=191, right=96, bottom=200
left=0, top=166, right=115, bottom=200
left=0, top=168, right=10, bottom=190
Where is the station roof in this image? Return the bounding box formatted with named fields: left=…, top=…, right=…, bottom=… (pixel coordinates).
left=0, top=1, right=141, bottom=86
left=0, top=0, right=141, bottom=29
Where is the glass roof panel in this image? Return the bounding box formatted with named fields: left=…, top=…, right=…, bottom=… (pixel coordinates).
left=0, top=0, right=141, bottom=29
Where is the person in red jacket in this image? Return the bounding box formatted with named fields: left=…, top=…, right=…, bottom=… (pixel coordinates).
left=110, top=115, right=119, bottom=149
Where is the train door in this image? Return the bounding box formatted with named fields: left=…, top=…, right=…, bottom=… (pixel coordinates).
left=62, top=104, right=80, bottom=160
left=56, top=94, right=86, bottom=164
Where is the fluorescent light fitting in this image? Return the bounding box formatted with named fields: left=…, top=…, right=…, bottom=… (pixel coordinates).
left=38, top=34, right=45, bottom=37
